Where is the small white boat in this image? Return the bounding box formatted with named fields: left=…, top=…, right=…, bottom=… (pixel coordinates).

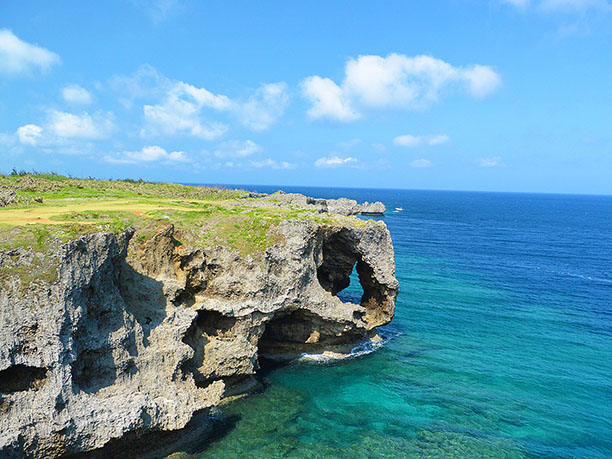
left=394, top=207, right=404, bottom=212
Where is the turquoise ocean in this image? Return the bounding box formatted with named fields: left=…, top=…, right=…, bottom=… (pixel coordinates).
left=173, top=187, right=612, bottom=458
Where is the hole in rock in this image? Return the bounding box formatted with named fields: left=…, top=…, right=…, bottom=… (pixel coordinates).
left=316, top=231, right=366, bottom=305
left=0, top=364, right=48, bottom=393
left=259, top=310, right=363, bottom=358
left=337, top=264, right=364, bottom=305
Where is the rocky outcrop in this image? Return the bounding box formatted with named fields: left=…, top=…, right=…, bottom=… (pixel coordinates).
left=0, top=215, right=397, bottom=457
left=0, top=185, right=43, bottom=208
left=358, top=201, right=387, bottom=215
left=242, top=191, right=386, bottom=216
left=0, top=188, right=17, bottom=208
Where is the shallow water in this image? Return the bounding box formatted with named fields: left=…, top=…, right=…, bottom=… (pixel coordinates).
left=172, top=188, right=612, bottom=458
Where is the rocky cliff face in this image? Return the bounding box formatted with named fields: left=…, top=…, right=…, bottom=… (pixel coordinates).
left=0, top=215, right=397, bottom=457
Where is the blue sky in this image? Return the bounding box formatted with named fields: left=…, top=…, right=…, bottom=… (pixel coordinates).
left=1, top=0, right=611, bottom=193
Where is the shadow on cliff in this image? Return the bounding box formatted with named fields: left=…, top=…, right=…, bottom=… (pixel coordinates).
left=70, top=259, right=168, bottom=395
left=66, top=410, right=242, bottom=459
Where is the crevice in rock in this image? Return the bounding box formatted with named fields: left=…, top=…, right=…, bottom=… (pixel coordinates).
left=0, top=365, right=48, bottom=393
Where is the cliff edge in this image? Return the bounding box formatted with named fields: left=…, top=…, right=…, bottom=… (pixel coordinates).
left=0, top=175, right=397, bottom=457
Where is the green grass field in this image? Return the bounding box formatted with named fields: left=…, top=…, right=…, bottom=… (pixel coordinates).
left=0, top=173, right=359, bottom=257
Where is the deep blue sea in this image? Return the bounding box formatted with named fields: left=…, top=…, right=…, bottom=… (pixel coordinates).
left=175, top=187, right=612, bottom=458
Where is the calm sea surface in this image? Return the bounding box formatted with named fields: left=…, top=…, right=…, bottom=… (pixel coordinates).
left=174, top=187, right=612, bottom=458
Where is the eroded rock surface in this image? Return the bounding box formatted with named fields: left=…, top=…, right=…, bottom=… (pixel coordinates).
left=241, top=191, right=386, bottom=216
left=0, top=213, right=397, bottom=457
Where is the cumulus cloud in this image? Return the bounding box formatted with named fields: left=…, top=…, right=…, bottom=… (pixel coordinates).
left=250, top=158, right=296, bottom=170
left=11, top=111, right=114, bottom=153
left=238, top=82, right=290, bottom=131
left=302, top=54, right=501, bottom=121
left=16, top=124, right=43, bottom=146
left=314, top=155, right=358, bottom=168
left=125, top=66, right=289, bottom=138
left=409, top=159, right=433, bottom=168
left=104, top=145, right=188, bottom=164
left=301, top=76, right=360, bottom=121
left=393, top=134, right=450, bottom=147
left=214, top=139, right=262, bottom=158
left=142, top=81, right=231, bottom=139
left=49, top=110, right=115, bottom=139
left=0, top=29, right=60, bottom=76
left=62, top=84, right=93, bottom=105
left=477, top=156, right=505, bottom=167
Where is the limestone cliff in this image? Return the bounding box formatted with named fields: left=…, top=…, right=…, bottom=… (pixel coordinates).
left=0, top=196, right=397, bottom=457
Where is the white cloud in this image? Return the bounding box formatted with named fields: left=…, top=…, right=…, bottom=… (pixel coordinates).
left=428, top=134, right=451, bottom=146
left=463, top=65, right=503, bottom=99
left=477, top=156, right=505, bottom=167
left=250, top=158, right=296, bottom=169
left=136, top=71, right=289, bottom=140
left=238, top=82, right=290, bottom=131
left=301, top=76, right=360, bottom=121
left=394, top=134, right=450, bottom=147
left=409, top=159, right=433, bottom=168
left=314, top=155, right=358, bottom=168
left=142, top=81, right=230, bottom=140
left=104, top=145, right=188, bottom=164
left=115, top=66, right=289, bottom=137
left=10, top=112, right=112, bottom=152
left=393, top=135, right=422, bottom=147
left=0, top=29, right=60, bottom=76
left=62, top=84, right=93, bottom=105
left=214, top=139, right=262, bottom=158
left=302, top=54, right=501, bottom=121
left=16, top=124, right=43, bottom=146
left=49, top=110, right=115, bottom=139
left=177, top=81, right=233, bottom=111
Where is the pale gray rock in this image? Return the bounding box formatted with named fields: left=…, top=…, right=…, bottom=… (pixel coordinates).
left=0, top=188, right=17, bottom=207
left=0, top=212, right=397, bottom=457
left=241, top=191, right=386, bottom=216
left=359, top=201, right=386, bottom=215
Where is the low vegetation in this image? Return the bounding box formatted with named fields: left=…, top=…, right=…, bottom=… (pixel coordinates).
left=0, top=173, right=364, bottom=260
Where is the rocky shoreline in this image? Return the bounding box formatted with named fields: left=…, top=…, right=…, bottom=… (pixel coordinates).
left=0, top=183, right=397, bottom=458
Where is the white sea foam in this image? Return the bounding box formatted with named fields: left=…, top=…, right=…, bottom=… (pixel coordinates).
left=297, top=329, right=398, bottom=363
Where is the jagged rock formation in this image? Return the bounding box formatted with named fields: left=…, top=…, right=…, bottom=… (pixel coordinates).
left=0, top=207, right=397, bottom=457
left=242, top=191, right=386, bottom=216
left=0, top=188, right=17, bottom=208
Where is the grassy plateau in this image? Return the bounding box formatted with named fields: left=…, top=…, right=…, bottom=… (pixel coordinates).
left=0, top=173, right=365, bottom=260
